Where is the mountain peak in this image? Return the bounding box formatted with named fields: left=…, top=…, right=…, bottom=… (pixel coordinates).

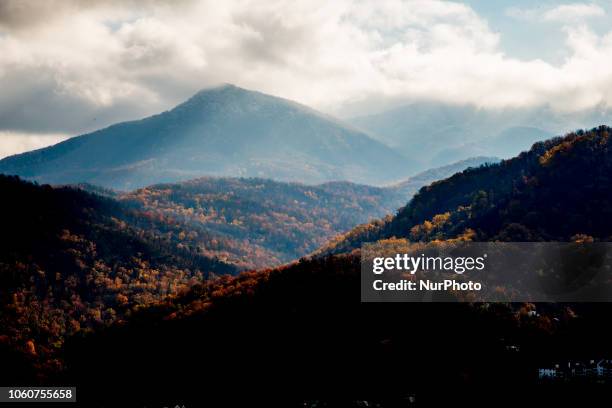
left=182, top=83, right=242, bottom=103
left=194, top=83, right=240, bottom=95
left=172, top=83, right=272, bottom=115
left=0, top=86, right=412, bottom=189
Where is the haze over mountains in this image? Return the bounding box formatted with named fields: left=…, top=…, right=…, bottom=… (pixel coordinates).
left=391, top=156, right=498, bottom=197
left=0, top=83, right=577, bottom=194
left=350, top=102, right=612, bottom=168
left=0, top=85, right=413, bottom=190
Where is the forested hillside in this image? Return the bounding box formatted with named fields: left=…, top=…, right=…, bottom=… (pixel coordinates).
left=1, top=157, right=495, bottom=379
left=119, top=177, right=406, bottom=269
left=6, top=128, right=612, bottom=405
left=318, top=126, right=612, bottom=255
left=0, top=175, right=235, bottom=377
left=63, top=251, right=602, bottom=406
left=57, top=127, right=612, bottom=406
left=115, top=157, right=495, bottom=269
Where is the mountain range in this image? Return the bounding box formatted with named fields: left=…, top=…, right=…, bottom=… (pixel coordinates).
left=0, top=85, right=546, bottom=193
left=2, top=80, right=609, bottom=405
left=59, top=126, right=612, bottom=406
left=317, top=126, right=612, bottom=257
left=0, top=85, right=414, bottom=190
left=112, top=155, right=494, bottom=268
left=349, top=101, right=612, bottom=168
left=0, top=154, right=495, bottom=383
left=1, top=122, right=611, bottom=406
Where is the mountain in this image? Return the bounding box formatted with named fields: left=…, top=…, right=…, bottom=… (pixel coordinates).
left=0, top=173, right=405, bottom=375
left=114, top=157, right=499, bottom=269
left=0, top=175, right=236, bottom=377
left=0, top=85, right=413, bottom=190
left=7, top=127, right=612, bottom=405
left=350, top=101, right=487, bottom=155
left=431, top=126, right=552, bottom=165
left=391, top=156, right=498, bottom=197
left=118, top=177, right=407, bottom=269
left=389, top=126, right=612, bottom=243
left=59, top=128, right=612, bottom=406
left=0, top=173, right=411, bottom=367
left=347, top=101, right=612, bottom=168
left=317, top=126, right=612, bottom=256
left=1, top=153, right=495, bottom=376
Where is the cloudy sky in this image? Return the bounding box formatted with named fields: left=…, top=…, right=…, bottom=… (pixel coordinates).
left=2, top=0, right=612, bottom=157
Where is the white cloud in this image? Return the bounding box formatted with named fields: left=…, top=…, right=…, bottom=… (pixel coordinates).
left=0, top=132, right=68, bottom=159
left=543, top=3, right=605, bottom=22
left=507, top=3, right=605, bottom=23
left=1, top=0, right=612, bottom=138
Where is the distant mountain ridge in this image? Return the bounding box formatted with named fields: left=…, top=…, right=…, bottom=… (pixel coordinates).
left=0, top=85, right=413, bottom=190
left=316, top=126, right=612, bottom=256
left=119, top=177, right=406, bottom=269
left=391, top=156, right=498, bottom=197
left=115, top=157, right=493, bottom=269
left=348, top=101, right=612, bottom=167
